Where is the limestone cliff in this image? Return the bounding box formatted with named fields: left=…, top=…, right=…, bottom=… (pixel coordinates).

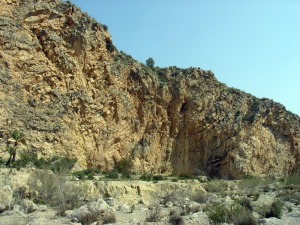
left=0, top=0, right=299, bottom=178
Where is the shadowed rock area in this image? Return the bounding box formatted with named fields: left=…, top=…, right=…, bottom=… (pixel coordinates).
left=0, top=0, right=300, bottom=179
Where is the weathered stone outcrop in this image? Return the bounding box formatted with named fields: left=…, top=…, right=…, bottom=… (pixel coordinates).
left=0, top=0, right=300, bottom=178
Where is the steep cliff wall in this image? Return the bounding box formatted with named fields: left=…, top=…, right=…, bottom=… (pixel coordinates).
left=1, top=0, right=299, bottom=178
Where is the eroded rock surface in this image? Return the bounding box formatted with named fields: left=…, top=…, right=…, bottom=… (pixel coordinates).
left=0, top=0, right=300, bottom=178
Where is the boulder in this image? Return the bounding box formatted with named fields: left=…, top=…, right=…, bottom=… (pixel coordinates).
left=20, top=199, right=38, bottom=213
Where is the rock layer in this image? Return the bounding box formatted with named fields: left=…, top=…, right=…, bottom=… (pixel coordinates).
left=0, top=0, right=300, bottom=178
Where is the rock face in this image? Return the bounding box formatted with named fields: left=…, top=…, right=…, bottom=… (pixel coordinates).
left=0, top=0, right=300, bottom=178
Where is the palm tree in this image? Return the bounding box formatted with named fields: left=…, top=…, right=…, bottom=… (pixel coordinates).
left=6, top=130, right=23, bottom=166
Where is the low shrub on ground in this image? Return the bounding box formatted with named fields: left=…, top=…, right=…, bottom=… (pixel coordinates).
left=146, top=206, right=162, bottom=222
left=139, top=174, right=164, bottom=181
left=278, top=190, right=300, bottom=204
left=285, top=174, right=300, bottom=185
left=48, top=155, right=77, bottom=173
left=239, top=197, right=253, bottom=211
left=73, top=169, right=101, bottom=180
left=178, top=173, right=195, bottom=180
left=205, top=203, right=229, bottom=224
left=140, top=174, right=153, bottom=181
left=114, top=158, right=133, bottom=178
left=239, top=176, right=274, bottom=192
left=28, top=170, right=87, bottom=215
left=9, top=152, right=77, bottom=173
left=204, top=180, right=228, bottom=193
left=81, top=210, right=116, bottom=224
left=169, top=213, right=183, bottom=225
left=73, top=203, right=115, bottom=224
left=259, top=199, right=284, bottom=219
left=171, top=177, right=179, bottom=182
left=153, top=175, right=164, bottom=181
left=190, top=192, right=209, bottom=204
left=102, top=210, right=116, bottom=224
left=205, top=202, right=256, bottom=225
left=105, top=170, right=119, bottom=179
left=231, top=207, right=257, bottom=225
left=251, top=192, right=260, bottom=201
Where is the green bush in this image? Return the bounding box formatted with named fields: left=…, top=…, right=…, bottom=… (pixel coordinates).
left=114, top=158, right=133, bottom=177
left=232, top=207, right=257, bottom=225
left=9, top=152, right=76, bottom=173
left=278, top=190, right=300, bottom=204
left=260, top=199, right=284, bottom=219
left=73, top=169, right=101, bottom=180
left=239, top=176, right=273, bottom=192
left=252, top=192, right=260, bottom=201
left=146, top=206, right=162, bottom=222
left=239, top=197, right=253, bottom=211
left=204, top=180, right=228, bottom=193
left=286, top=174, right=300, bottom=185
left=146, top=58, right=155, bottom=68
left=153, top=175, right=164, bottom=181
left=171, top=177, right=179, bottom=182
left=105, top=171, right=119, bottom=179
left=28, top=170, right=87, bottom=215
left=190, top=192, right=209, bottom=204
left=101, top=210, right=116, bottom=224
left=48, top=156, right=77, bottom=173
left=169, top=213, right=183, bottom=225
left=206, top=203, right=257, bottom=225
left=140, top=174, right=153, bottom=181
left=178, top=173, right=195, bottom=180
left=205, top=203, right=228, bottom=224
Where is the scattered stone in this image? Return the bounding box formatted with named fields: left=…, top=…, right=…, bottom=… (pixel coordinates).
left=165, top=201, right=173, bottom=208
left=20, top=199, right=38, bottom=213
left=38, top=204, right=48, bottom=211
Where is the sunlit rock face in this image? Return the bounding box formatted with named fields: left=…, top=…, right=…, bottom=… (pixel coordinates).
left=0, top=0, right=299, bottom=178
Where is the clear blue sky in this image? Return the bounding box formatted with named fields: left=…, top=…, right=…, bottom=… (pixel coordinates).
left=70, top=0, right=300, bottom=116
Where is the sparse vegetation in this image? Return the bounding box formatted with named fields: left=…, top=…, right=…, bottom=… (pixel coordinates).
left=204, top=180, right=228, bottom=193
left=6, top=151, right=77, bottom=174
left=178, top=173, right=195, bottom=180
left=238, top=175, right=273, bottom=191
left=169, top=213, right=183, bottom=225
left=239, top=197, right=253, bottom=211
left=259, top=199, right=284, bottom=219
left=140, top=174, right=153, bottom=181
left=101, top=210, right=116, bottom=224
left=190, top=192, right=209, bottom=204
left=278, top=190, right=300, bottom=204
left=232, top=207, right=257, bottom=225
left=146, top=206, right=162, bottom=222
left=114, top=157, right=133, bottom=178
left=205, top=203, right=229, bottom=224
left=105, top=170, right=119, bottom=179
left=285, top=174, right=300, bottom=185
left=73, top=168, right=101, bottom=180
left=28, top=170, right=87, bottom=215
left=205, top=202, right=257, bottom=225
left=153, top=175, right=164, bottom=181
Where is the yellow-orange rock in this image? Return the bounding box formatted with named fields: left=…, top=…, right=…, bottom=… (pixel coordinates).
left=0, top=0, right=299, bottom=178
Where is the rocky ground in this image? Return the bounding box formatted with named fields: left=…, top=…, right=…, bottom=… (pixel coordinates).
left=0, top=168, right=300, bottom=225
